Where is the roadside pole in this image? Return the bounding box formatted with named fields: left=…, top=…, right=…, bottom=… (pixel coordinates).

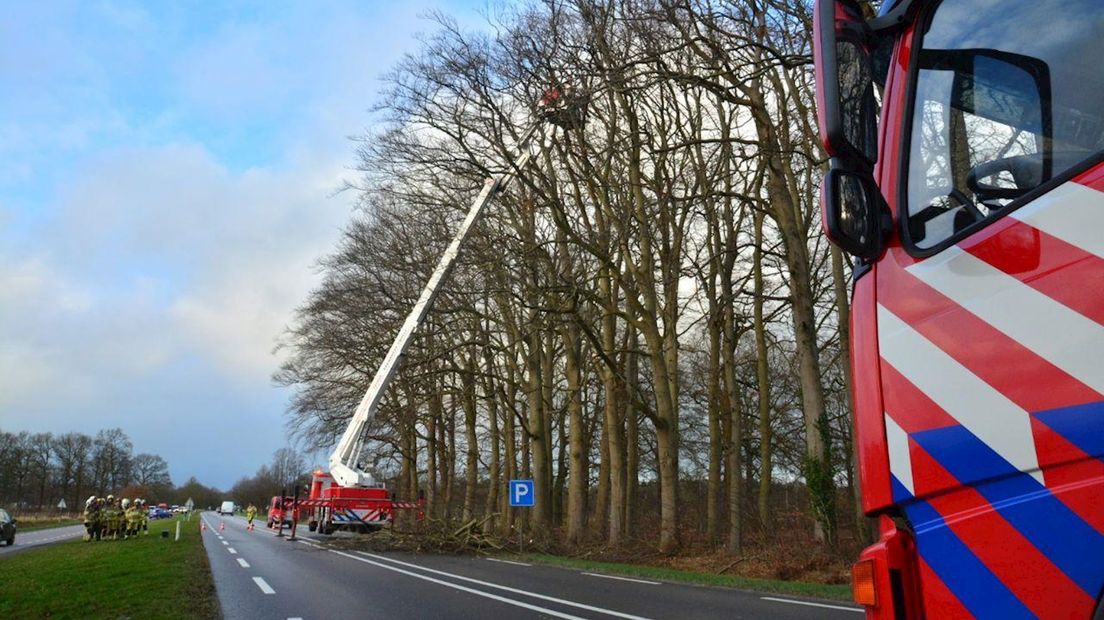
left=175, top=519, right=181, bottom=541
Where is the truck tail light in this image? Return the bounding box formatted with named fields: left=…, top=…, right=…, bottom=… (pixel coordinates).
left=853, top=515, right=923, bottom=618
left=852, top=559, right=878, bottom=606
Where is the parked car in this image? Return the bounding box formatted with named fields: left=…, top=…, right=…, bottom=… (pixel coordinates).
left=0, top=509, right=16, bottom=546
left=219, top=501, right=235, bottom=516
left=148, top=507, right=172, bottom=520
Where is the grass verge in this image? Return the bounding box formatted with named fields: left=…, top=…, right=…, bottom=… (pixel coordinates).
left=0, top=514, right=218, bottom=619
left=17, top=517, right=83, bottom=532
left=519, top=553, right=853, bottom=602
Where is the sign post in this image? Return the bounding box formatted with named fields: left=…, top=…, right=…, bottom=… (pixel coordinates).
left=508, top=480, right=534, bottom=554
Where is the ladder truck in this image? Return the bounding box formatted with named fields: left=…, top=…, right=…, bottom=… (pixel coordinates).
left=815, top=0, right=1104, bottom=617
left=303, top=86, right=586, bottom=535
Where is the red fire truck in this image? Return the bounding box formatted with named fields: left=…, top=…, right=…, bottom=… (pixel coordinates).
left=298, top=470, right=422, bottom=535
left=815, top=0, right=1104, bottom=617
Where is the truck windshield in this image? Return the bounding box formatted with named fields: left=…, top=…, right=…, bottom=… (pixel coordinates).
left=905, top=0, right=1104, bottom=250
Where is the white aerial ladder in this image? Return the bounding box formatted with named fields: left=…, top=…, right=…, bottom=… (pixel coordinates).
left=328, top=86, right=585, bottom=489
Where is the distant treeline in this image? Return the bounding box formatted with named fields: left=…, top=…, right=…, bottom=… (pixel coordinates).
left=0, top=427, right=220, bottom=512
left=226, top=447, right=312, bottom=510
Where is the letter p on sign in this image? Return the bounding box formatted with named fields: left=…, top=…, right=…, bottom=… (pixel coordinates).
left=509, top=480, right=535, bottom=507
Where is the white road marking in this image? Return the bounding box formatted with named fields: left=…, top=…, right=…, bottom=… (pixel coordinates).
left=228, top=547, right=237, bottom=554
left=360, top=552, right=653, bottom=620
left=253, top=576, right=276, bottom=594
left=761, top=597, right=863, bottom=613
left=486, top=558, right=532, bottom=567
left=581, top=573, right=660, bottom=585
left=328, top=549, right=590, bottom=620
left=221, top=540, right=229, bottom=546
left=237, top=558, right=250, bottom=568
left=288, top=617, right=304, bottom=620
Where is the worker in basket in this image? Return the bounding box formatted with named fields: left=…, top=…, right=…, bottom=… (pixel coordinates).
left=245, top=503, right=257, bottom=531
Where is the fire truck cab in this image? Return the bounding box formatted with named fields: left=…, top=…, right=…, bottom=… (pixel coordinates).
left=815, top=0, right=1104, bottom=617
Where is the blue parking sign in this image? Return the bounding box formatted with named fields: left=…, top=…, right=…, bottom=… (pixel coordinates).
left=509, top=480, right=534, bottom=507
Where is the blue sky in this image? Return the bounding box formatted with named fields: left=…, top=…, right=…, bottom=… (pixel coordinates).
left=0, top=1, right=484, bottom=489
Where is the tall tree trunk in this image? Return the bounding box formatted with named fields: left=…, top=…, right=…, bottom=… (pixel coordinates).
left=753, top=211, right=774, bottom=530
left=624, top=326, right=640, bottom=538
left=526, top=327, right=552, bottom=528
left=706, top=296, right=723, bottom=545
left=502, top=363, right=518, bottom=536
left=485, top=367, right=501, bottom=527
left=426, top=408, right=438, bottom=518
left=602, top=276, right=626, bottom=545
left=564, top=323, right=587, bottom=544
left=461, top=354, right=479, bottom=523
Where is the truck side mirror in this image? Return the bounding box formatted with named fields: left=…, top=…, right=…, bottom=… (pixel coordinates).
left=823, top=166, right=888, bottom=261
left=814, top=0, right=879, bottom=167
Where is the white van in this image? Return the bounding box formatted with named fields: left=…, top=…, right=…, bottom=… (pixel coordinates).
left=219, top=501, right=235, bottom=516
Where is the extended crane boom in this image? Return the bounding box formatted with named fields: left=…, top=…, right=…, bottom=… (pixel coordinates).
left=327, top=84, right=585, bottom=488
left=328, top=130, right=535, bottom=487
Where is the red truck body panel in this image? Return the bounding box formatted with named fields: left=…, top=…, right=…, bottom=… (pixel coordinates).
left=818, top=0, right=1104, bottom=617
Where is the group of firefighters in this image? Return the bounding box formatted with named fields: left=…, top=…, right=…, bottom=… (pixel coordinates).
left=81, top=494, right=150, bottom=541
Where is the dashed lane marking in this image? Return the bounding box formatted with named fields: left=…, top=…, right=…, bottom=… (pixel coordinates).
left=360, top=552, right=653, bottom=620
left=486, top=558, right=532, bottom=567
left=228, top=547, right=237, bottom=554
left=221, top=540, right=229, bottom=546
left=581, top=573, right=660, bottom=585
left=253, top=576, right=276, bottom=594
left=237, top=558, right=250, bottom=568
left=760, top=597, right=863, bottom=613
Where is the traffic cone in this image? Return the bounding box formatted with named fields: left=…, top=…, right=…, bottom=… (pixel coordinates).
left=201, top=522, right=207, bottom=532
left=219, top=522, right=225, bottom=532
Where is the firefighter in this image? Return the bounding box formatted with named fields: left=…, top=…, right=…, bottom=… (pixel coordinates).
left=92, top=497, right=105, bottom=541
left=245, top=503, right=257, bottom=531
left=123, top=498, right=139, bottom=539
left=120, top=498, right=129, bottom=538
left=82, top=496, right=98, bottom=542
left=104, top=495, right=120, bottom=540
left=137, top=499, right=149, bottom=535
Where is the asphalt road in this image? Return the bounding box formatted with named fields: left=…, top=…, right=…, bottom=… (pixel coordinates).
left=200, top=513, right=861, bottom=620
left=0, top=523, right=86, bottom=556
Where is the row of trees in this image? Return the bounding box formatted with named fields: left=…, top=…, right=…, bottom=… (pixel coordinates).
left=0, top=427, right=173, bottom=512
left=228, top=447, right=312, bottom=510
left=278, top=0, right=868, bottom=555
